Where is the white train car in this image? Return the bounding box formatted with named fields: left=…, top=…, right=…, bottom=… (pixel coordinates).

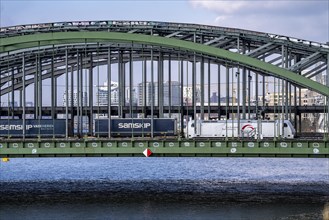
left=186, top=120, right=295, bottom=139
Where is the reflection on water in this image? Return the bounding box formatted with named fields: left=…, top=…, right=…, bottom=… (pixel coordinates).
left=324, top=203, right=329, bottom=220
left=1, top=157, right=328, bottom=219
left=0, top=200, right=326, bottom=220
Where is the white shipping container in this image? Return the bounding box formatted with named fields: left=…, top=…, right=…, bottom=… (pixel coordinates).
left=186, top=120, right=295, bottom=139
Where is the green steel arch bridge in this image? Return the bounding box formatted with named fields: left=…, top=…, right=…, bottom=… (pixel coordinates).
left=0, top=20, right=328, bottom=158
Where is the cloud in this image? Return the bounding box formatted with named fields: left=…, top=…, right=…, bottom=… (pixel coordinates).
left=190, top=1, right=247, bottom=14
left=189, top=0, right=329, bottom=42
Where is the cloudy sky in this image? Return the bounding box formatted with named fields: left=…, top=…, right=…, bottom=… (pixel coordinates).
left=1, top=0, right=328, bottom=43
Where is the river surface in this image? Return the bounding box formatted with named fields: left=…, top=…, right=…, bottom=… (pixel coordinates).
left=1, top=157, right=329, bottom=219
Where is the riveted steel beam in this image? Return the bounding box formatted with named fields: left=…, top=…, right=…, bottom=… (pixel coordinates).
left=288, top=52, right=322, bottom=72
left=165, top=31, right=181, bottom=38
left=246, top=42, right=274, bottom=56
left=302, top=63, right=326, bottom=77
left=204, top=36, right=225, bottom=46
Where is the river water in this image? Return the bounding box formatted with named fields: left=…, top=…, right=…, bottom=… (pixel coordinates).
left=1, top=157, right=328, bottom=219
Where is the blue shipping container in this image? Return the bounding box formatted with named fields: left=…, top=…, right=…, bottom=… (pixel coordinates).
left=0, top=119, right=66, bottom=137
left=95, top=118, right=176, bottom=137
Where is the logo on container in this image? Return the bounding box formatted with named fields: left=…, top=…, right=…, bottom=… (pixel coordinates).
left=118, top=123, right=151, bottom=129
left=0, top=124, right=34, bottom=130
left=241, top=124, right=256, bottom=137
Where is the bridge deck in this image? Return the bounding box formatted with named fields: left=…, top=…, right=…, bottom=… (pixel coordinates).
left=1, top=139, right=328, bottom=158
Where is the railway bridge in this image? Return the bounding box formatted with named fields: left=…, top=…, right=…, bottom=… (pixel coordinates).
left=0, top=21, right=328, bottom=158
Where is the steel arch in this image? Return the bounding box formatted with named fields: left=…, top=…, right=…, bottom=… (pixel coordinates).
left=1, top=31, right=329, bottom=96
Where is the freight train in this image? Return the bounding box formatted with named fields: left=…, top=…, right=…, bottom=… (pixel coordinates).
left=0, top=118, right=295, bottom=139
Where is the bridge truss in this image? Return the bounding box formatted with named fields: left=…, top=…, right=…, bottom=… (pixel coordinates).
left=0, top=21, right=328, bottom=157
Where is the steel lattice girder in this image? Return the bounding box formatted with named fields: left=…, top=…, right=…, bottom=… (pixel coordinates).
left=1, top=31, right=328, bottom=96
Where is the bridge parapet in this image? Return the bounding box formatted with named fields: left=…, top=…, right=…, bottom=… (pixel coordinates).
left=0, top=139, right=328, bottom=158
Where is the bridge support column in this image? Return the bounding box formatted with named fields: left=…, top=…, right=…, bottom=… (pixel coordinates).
left=168, top=54, right=172, bottom=118
left=324, top=53, right=329, bottom=140
left=207, top=59, right=211, bottom=119
left=89, top=53, right=93, bottom=136
left=129, top=49, right=134, bottom=138
left=262, top=74, right=265, bottom=115
left=294, top=55, right=300, bottom=135
left=158, top=52, right=164, bottom=118
left=11, top=67, right=15, bottom=119
left=51, top=47, right=55, bottom=120
left=150, top=47, right=154, bottom=137
left=200, top=56, right=204, bottom=120
left=142, top=57, right=147, bottom=118
left=77, top=51, right=81, bottom=136
left=236, top=70, right=240, bottom=137
left=179, top=57, right=184, bottom=138
left=0, top=65, right=1, bottom=116
left=65, top=49, right=69, bottom=138
left=76, top=51, right=80, bottom=136
left=38, top=55, right=42, bottom=120
left=193, top=33, right=197, bottom=134
left=70, top=65, right=74, bottom=137
left=298, top=77, right=302, bottom=134
left=34, top=57, right=38, bottom=119
left=122, top=59, right=126, bottom=118
left=107, top=48, right=111, bottom=138
left=118, top=50, right=122, bottom=118
left=129, top=49, right=133, bottom=118
left=22, top=56, right=26, bottom=139
left=255, top=70, right=259, bottom=120
left=217, top=64, right=221, bottom=119
left=226, top=65, right=229, bottom=119
left=80, top=52, right=84, bottom=136
left=18, top=67, right=22, bottom=108
left=242, top=41, right=247, bottom=119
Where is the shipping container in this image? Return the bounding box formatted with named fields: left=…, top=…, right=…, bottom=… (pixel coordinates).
left=0, top=119, right=67, bottom=137
left=186, top=120, right=295, bottom=139
left=95, top=118, right=176, bottom=137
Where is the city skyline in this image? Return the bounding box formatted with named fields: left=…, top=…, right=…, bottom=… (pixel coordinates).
left=1, top=1, right=327, bottom=106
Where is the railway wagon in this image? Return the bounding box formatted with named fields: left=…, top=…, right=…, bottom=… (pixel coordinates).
left=0, top=119, right=67, bottom=137
left=95, top=118, right=177, bottom=137
left=186, top=120, right=295, bottom=139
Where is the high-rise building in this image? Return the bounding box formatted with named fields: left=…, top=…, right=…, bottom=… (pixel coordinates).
left=182, top=85, right=201, bottom=105
left=163, top=81, right=181, bottom=106
left=96, top=81, right=119, bottom=106
left=137, top=81, right=181, bottom=106
left=138, top=82, right=158, bottom=106
left=125, top=87, right=138, bottom=105
left=62, top=90, right=87, bottom=106
left=62, top=89, right=88, bottom=132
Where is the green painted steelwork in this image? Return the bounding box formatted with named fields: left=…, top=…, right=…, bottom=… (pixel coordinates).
left=0, top=140, right=328, bottom=158
left=1, top=32, right=328, bottom=96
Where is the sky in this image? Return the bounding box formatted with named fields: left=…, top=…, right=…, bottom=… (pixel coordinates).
left=0, top=0, right=328, bottom=43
